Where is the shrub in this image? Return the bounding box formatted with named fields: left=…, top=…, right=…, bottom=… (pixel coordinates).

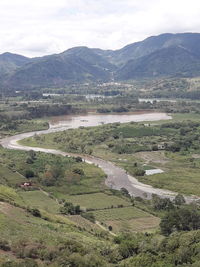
left=133, top=168, right=145, bottom=176
left=60, top=202, right=81, bottom=215
left=25, top=169, right=35, bottom=178
left=174, top=194, right=186, bottom=205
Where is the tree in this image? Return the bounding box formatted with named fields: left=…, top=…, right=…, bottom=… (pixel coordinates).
left=60, top=202, right=81, bottom=215
left=152, top=195, right=174, bottom=211
left=160, top=207, right=200, bottom=235
left=108, top=225, right=113, bottom=231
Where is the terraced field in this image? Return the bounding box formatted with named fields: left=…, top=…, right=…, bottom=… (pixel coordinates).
left=65, top=192, right=130, bottom=210
left=92, top=206, right=151, bottom=221
left=92, top=206, right=160, bottom=233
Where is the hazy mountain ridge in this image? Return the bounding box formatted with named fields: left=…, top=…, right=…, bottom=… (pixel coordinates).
left=1, top=32, right=200, bottom=89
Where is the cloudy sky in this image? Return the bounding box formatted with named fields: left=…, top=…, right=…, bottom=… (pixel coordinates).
left=0, top=0, right=200, bottom=57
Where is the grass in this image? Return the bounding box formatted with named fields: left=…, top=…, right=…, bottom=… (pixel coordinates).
left=0, top=202, right=103, bottom=246
left=0, top=185, right=24, bottom=205
left=0, top=163, right=27, bottom=186
left=92, top=206, right=152, bottom=221
left=19, top=190, right=61, bottom=213
left=67, top=215, right=101, bottom=231
left=65, top=192, right=131, bottom=210
left=135, top=152, right=200, bottom=196
left=0, top=119, right=49, bottom=137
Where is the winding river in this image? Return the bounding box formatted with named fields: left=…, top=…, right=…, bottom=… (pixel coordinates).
left=0, top=112, right=198, bottom=203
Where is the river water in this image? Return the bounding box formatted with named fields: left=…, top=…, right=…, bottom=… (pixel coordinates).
left=1, top=112, right=198, bottom=203
left=49, top=112, right=171, bottom=128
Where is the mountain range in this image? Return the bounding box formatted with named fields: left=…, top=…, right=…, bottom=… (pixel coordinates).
left=1, top=32, right=200, bottom=90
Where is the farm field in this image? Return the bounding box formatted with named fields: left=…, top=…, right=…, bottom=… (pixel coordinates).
left=92, top=206, right=153, bottom=221
left=92, top=206, right=160, bottom=233
left=107, top=217, right=160, bottom=233
left=65, top=192, right=131, bottom=210
left=19, top=190, right=61, bottom=213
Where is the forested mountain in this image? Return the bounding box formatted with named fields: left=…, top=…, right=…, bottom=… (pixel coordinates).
left=116, top=46, right=200, bottom=80
left=1, top=32, right=200, bottom=89
left=0, top=52, right=30, bottom=77
left=110, top=32, right=200, bottom=65
left=3, top=53, right=111, bottom=90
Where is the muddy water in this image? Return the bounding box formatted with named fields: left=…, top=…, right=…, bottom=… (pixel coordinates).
left=1, top=112, right=198, bottom=203
left=49, top=112, right=171, bottom=129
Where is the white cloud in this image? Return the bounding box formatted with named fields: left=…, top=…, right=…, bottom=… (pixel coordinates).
left=0, top=0, right=200, bottom=57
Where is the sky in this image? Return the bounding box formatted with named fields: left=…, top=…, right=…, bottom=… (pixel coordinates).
left=0, top=0, right=200, bottom=57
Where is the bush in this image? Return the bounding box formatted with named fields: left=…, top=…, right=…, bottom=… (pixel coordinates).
left=174, top=194, right=185, bottom=205
left=60, top=202, right=81, bottom=215
left=25, top=169, right=35, bottom=178
left=30, top=208, right=41, bottom=217
left=160, top=206, right=200, bottom=235
left=108, top=225, right=113, bottom=231
left=152, top=195, right=174, bottom=211
left=133, top=168, right=145, bottom=176
left=0, top=239, right=10, bottom=251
